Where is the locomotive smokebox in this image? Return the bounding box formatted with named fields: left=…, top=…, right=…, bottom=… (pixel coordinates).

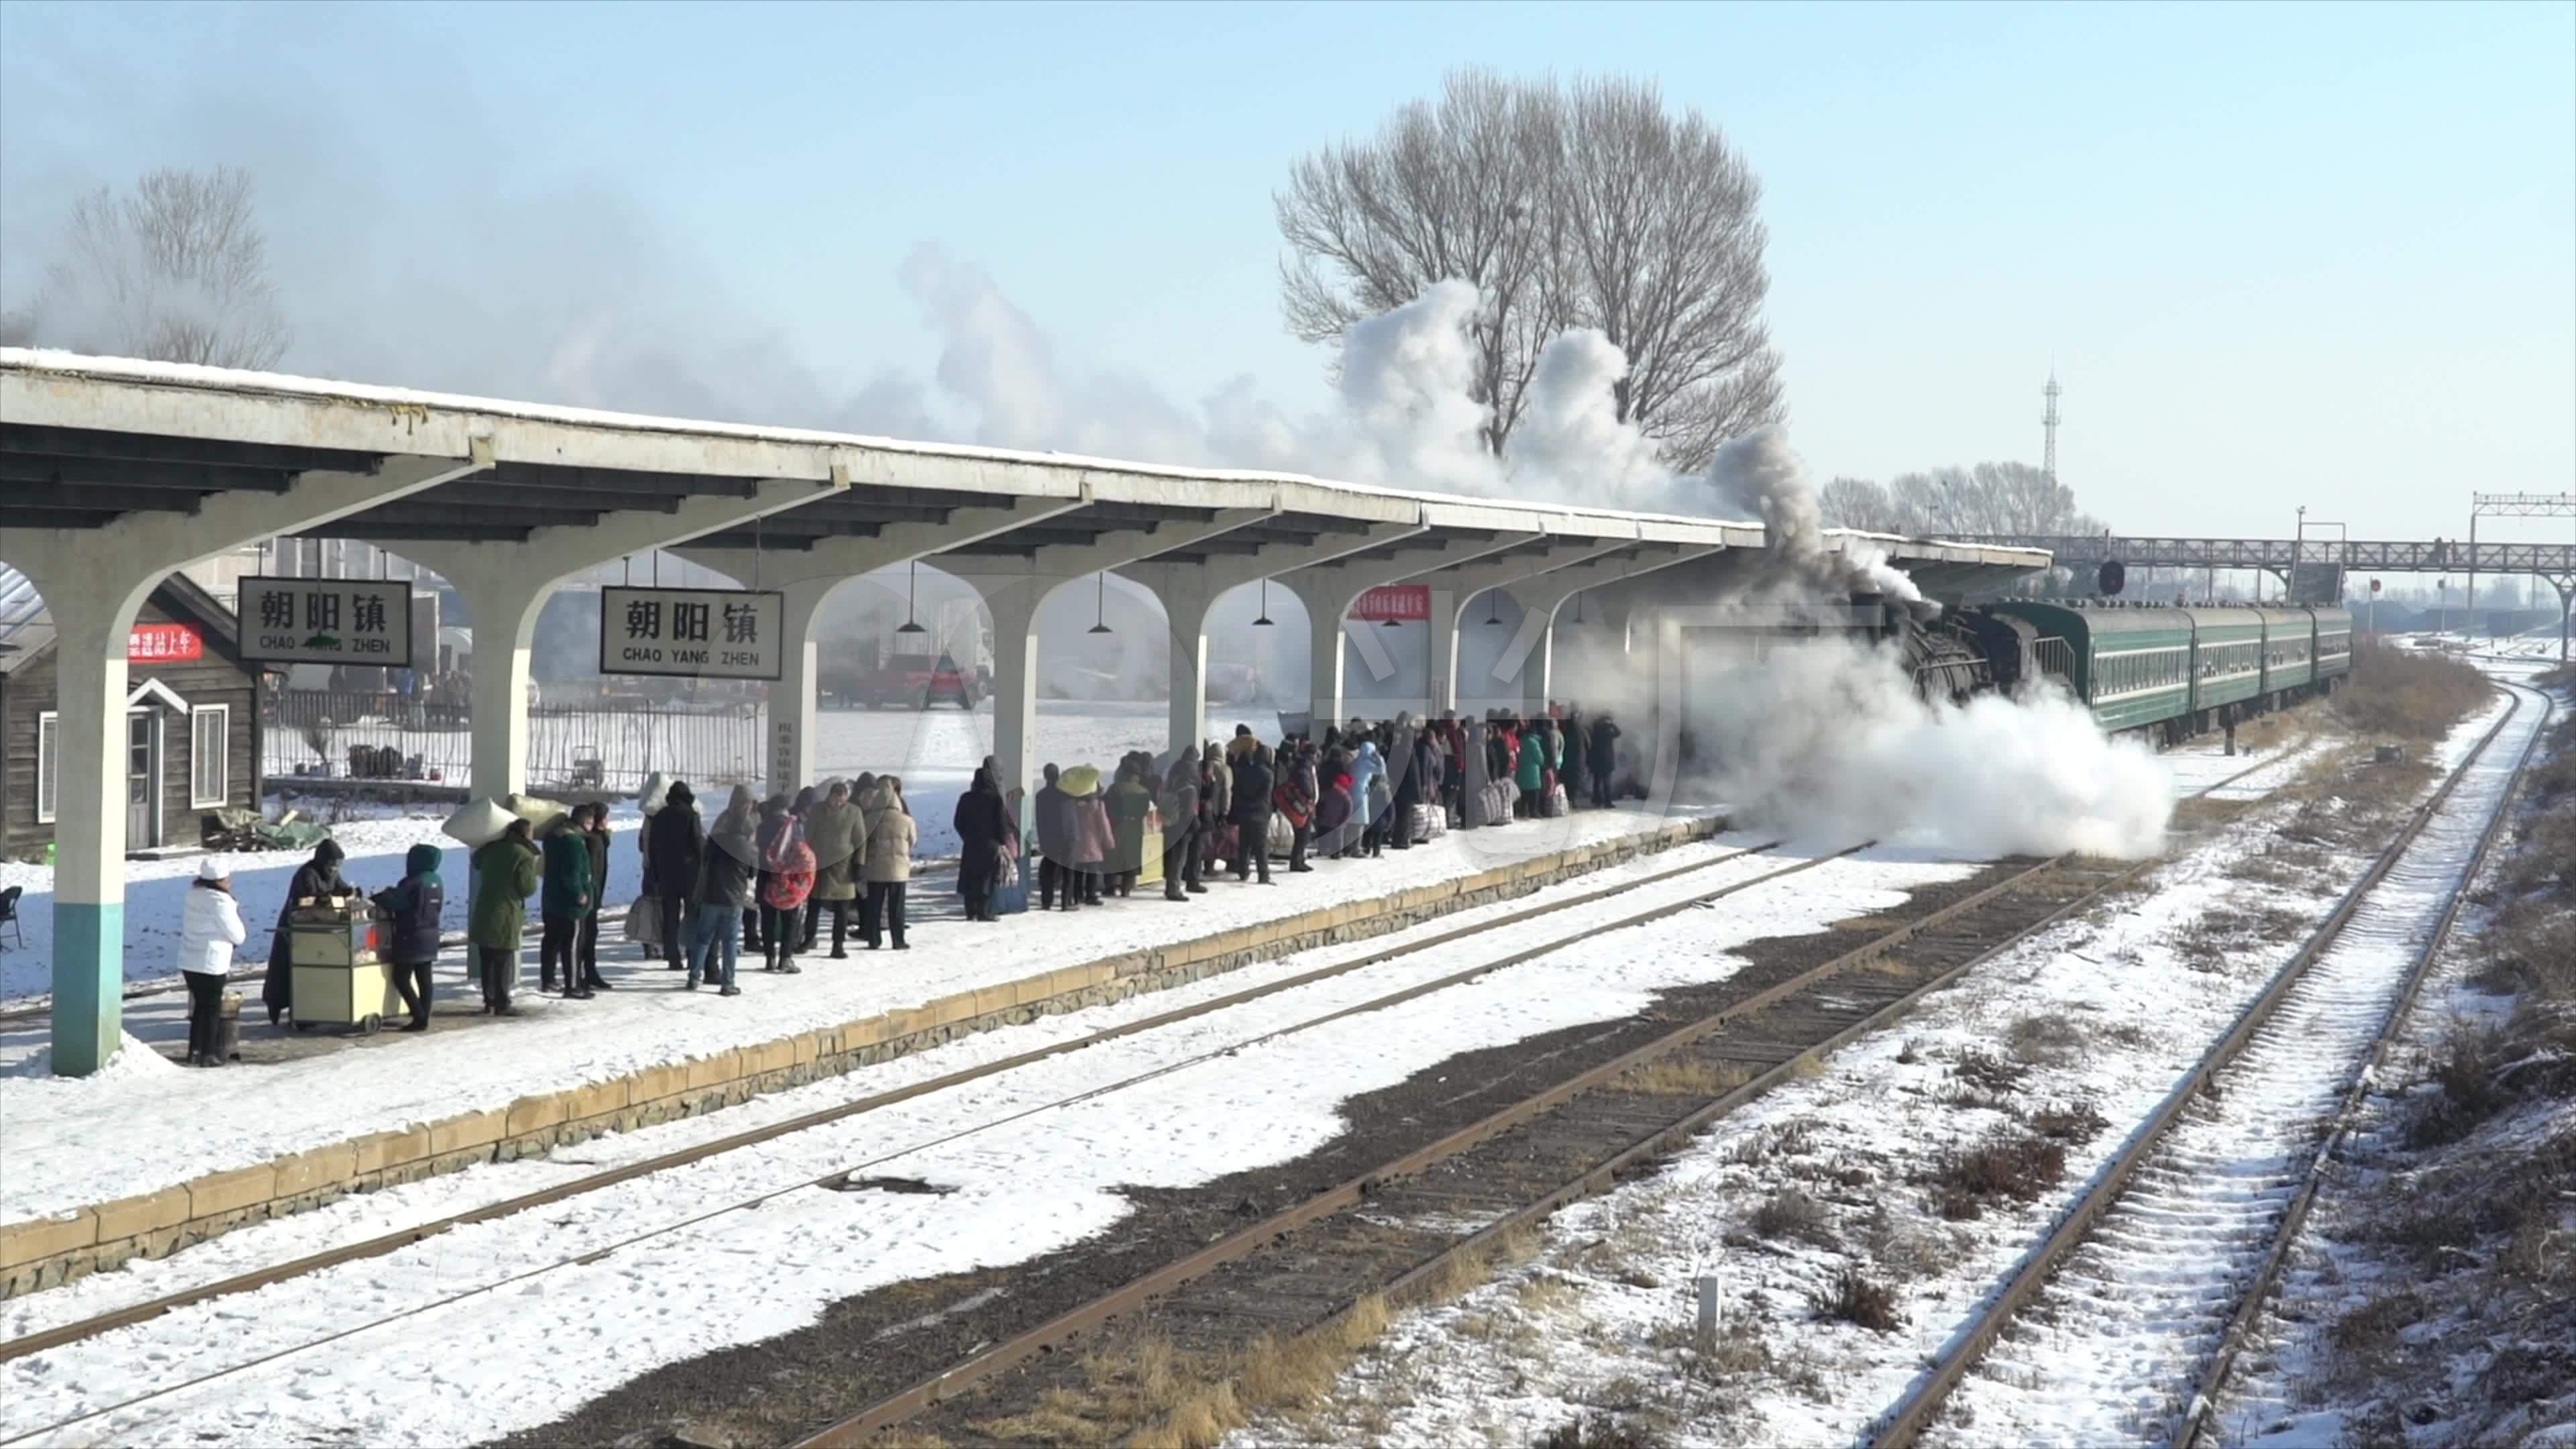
left=1847, top=591, right=1898, bottom=638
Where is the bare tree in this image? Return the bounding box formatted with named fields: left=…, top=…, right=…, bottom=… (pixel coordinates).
left=1277, top=71, right=1566, bottom=455
left=1817, top=476, right=1907, bottom=533
left=1277, top=70, right=1781, bottom=470
left=1821, top=461, right=2108, bottom=539
left=25, top=166, right=290, bottom=369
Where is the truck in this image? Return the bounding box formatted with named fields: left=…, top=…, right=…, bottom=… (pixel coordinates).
left=823, top=636, right=981, bottom=710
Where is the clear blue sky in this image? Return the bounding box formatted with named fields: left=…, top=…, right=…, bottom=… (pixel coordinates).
left=1, top=0, right=2568, bottom=544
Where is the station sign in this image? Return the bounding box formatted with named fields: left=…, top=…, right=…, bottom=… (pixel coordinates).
left=129, top=623, right=203, bottom=663
left=1349, top=584, right=1430, bottom=623
left=601, top=586, right=784, bottom=680
left=238, top=578, right=413, bottom=665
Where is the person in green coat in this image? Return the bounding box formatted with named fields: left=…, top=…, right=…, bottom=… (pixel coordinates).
left=469, top=817, right=543, bottom=1016
left=1515, top=718, right=1548, bottom=811
left=1104, top=755, right=1155, bottom=898
left=538, top=815, right=594, bottom=998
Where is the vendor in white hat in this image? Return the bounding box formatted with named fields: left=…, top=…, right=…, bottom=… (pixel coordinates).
left=178, top=859, right=246, bottom=1067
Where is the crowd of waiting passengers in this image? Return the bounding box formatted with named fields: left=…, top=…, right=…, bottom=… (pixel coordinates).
left=170, top=707, right=1629, bottom=1058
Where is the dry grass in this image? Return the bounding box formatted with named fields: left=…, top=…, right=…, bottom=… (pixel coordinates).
left=2334, top=635, right=2493, bottom=742
left=2027, top=1099, right=2110, bottom=1144
left=1949, top=1049, right=2029, bottom=1095
left=1747, top=1189, right=1838, bottom=1249
left=1809, top=1267, right=1902, bottom=1333
left=1931, top=1129, right=2070, bottom=1220
left=1534, top=1413, right=1670, bottom=1449
left=1619, top=1057, right=1752, bottom=1097
left=2005, top=1013, right=2087, bottom=1067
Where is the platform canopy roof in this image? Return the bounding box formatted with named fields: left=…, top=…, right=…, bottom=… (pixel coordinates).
left=0, top=350, right=2051, bottom=588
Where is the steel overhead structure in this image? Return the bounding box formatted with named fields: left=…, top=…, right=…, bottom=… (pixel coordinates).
left=0, top=349, right=2050, bottom=1074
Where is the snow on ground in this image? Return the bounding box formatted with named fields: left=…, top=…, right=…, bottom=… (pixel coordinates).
left=1927, top=682, right=2548, bottom=1444
left=2214, top=663, right=2574, bottom=1449
left=0, top=847, right=1978, bottom=1448
left=1226, top=696, right=2512, bottom=1449
left=1, top=704, right=1217, bottom=1004
left=0, top=837, right=1796, bottom=1342
left=0, top=802, right=1704, bottom=1226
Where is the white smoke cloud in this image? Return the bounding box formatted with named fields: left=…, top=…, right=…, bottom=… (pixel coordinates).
left=1707, top=427, right=1927, bottom=606
left=1681, top=636, right=2171, bottom=859
left=1508, top=328, right=1682, bottom=513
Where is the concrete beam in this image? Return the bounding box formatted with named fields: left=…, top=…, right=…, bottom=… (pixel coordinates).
left=678, top=492, right=1099, bottom=797
left=1281, top=530, right=1540, bottom=729
left=1494, top=545, right=1724, bottom=710
left=953, top=506, right=1280, bottom=803
left=0, top=446, right=493, bottom=1078
left=1126, top=519, right=1430, bottom=758
left=392, top=472, right=846, bottom=800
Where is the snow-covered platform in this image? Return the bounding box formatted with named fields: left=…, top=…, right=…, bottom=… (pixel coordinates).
left=0, top=806, right=1721, bottom=1293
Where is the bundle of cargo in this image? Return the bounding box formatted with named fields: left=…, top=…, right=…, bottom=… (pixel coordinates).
left=199, top=806, right=334, bottom=853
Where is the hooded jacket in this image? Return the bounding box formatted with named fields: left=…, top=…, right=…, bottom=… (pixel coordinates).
left=645, top=786, right=703, bottom=901
left=1160, top=759, right=1200, bottom=847
left=468, top=835, right=541, bottom=950
left=759, top=808, right=816, bottom=910
left=374, top=843, right=447, bottom=965
left=1232, top=753, right=1274, bottom=824
left=862, top=786, right=918, bottom=883
left=1106, top=769, right=1155, bottom=874
left=806, top=790, right=865, bottom=901
left=1348, top=741, right=1384, bottom=813
left=540, top=817, right=594, bottom=921
left=1588, top=716, right=1621, bottom=774
left=178, top=880, right=248, bottom=978
left=1032, top=778, right=1079, bottom=861
left=697, top=787, right=759, bottom=908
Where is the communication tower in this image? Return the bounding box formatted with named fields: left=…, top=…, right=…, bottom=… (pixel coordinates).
left=2041, top=368, right=2061, bottom=484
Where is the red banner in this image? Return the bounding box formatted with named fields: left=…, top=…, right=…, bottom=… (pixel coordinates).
left=1348, top=584, right=1430, bottom=623
left=129, top=623, right=203, bottom=663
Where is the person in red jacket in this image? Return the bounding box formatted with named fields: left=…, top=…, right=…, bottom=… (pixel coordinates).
left=756, top=794, right=816, bottom=974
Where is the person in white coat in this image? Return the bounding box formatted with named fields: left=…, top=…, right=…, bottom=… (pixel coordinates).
left=179, top=859, right=247, bottom=1067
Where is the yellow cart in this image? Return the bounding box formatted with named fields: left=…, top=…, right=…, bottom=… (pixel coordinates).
left=287, top=904, right=398, bottom=1034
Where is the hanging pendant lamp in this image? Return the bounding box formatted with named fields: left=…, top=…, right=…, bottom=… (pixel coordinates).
left=1089, top=572, right=1114, bottom=635
left=1483, top=588, right=1503, bottom=627
left=1570, top=590, right=1585, bottom=625
left=896, top=559, right=926, bottom=633
left=1253, top=579, right=1274, bottom=627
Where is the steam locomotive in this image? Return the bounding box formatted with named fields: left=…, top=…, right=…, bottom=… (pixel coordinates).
left=1880, top=596, right=2355, bottom=747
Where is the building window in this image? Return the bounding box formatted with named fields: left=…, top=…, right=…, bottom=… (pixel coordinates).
left=191, top=705, right=231, bottom=808
left=36, top=712, right=58, bottom=823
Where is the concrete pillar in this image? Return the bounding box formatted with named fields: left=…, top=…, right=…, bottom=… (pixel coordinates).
left=982, top=581, right=1043, bottom=802
left=768, top=578, right=833, bottom=796
left=1426, top=590, right=1466, bottom=718
left=1124, top=562, right=1218, bottom=761
left=1305, top=601, right=1350, bottom=730
left=392, top=471, right=844, bottom=800
left=24, top=576, right=153, bottom=1075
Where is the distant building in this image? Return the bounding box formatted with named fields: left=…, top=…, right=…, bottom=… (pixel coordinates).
left=0, top=568, right=262, bottom=857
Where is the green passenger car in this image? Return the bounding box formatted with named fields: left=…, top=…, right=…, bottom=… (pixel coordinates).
left=2180, top=606, right=2265, bottom=714
left=2309, top=606, right=2355, bottom=685
left=2255, top=607, right=2315, bottom=695
left=1986, top=601, right=2194, bottom=735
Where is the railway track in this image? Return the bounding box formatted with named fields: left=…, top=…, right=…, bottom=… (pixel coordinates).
left=793, top=855, right=2182, bottom=1446
left=3, top=833, right=1893, bottom=1442
left=1871, top=680, right=2552, bottom=1448
left=0, top=752, right=2298, bottom=1447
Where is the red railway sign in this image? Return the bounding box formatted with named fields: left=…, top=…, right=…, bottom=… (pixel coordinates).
left=1348, top=584, right=1430, bottom=623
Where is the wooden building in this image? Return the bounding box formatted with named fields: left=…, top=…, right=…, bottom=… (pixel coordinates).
left=0, top=570, right=262, bottom=858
